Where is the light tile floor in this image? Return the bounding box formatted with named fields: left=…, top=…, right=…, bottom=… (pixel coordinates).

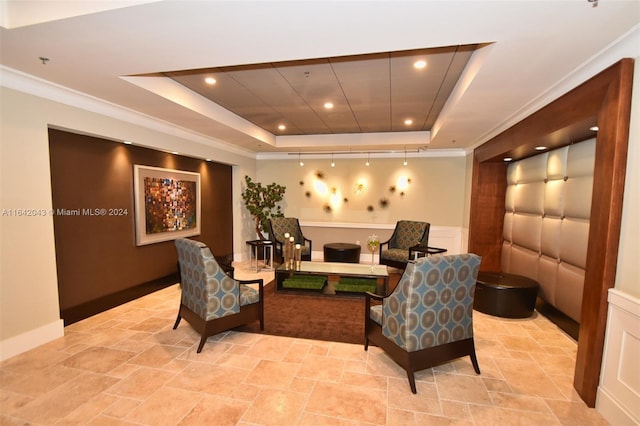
left=1, top=263, right=609, bottom=425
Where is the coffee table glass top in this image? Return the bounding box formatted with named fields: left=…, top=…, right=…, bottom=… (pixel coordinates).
left=278, top=261, right=388, bottom=277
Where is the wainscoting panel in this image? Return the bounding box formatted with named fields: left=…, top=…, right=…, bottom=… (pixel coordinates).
left=597, top=289, right=640, bottom=425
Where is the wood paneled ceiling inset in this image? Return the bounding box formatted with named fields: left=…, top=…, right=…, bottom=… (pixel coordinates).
left=162, top=45, right=479, bottom=136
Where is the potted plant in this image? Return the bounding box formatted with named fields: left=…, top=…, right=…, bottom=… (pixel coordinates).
left=241, top=175, right=286, bottom=240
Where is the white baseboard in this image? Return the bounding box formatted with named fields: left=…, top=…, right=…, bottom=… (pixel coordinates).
left=596, top=289, right=640, bottom=425
left=0, top=319, right=64, bottom=361
left=597, top=387, right=638, bottom=426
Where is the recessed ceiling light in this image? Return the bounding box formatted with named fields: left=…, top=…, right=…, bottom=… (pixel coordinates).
left=324, top=102, right=334, bottom=109
left=590, top=126, right=599, bottom=131
left=205, top=77, right=216, bottom=85
left=171, top=151, right=178, bottom=155
left=404, top=119, right=413, bottom=125
left=535, top=146, right=547, bottom=151
left=123, top=141, right=132, bottom=145
left=278, top=124, right=286, bottom=131
left=503, top=157, right=513, bottom=162
left=414, top=60, right=427, bottom=69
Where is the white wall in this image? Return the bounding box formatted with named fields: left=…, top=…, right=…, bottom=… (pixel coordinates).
left=0, top=84, right=257, bottom=359
left=254, top=155, right=469, bottom=260
left=257, top=156, right=468, bottom=226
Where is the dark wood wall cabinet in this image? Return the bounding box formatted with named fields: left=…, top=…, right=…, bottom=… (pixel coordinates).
left=468, top=59, right=634, bottom=407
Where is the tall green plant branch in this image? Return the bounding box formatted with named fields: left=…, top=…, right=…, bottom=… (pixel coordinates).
left=241, top=175, right=286, bottom=240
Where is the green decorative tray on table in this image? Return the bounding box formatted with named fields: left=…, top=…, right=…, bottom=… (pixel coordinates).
left=334, top=277, right=377, bottom=293
left=282, top=275, right=326, bottom=290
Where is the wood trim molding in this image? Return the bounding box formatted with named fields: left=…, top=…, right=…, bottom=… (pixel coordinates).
left=469, top=160, right=507, bottom=272
left=574, top=59, right=634, bottom=406
left=468, top=58, right=634, bottom=407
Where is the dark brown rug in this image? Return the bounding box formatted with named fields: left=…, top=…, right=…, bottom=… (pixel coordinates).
left=235, top=272, right=401, bottom=344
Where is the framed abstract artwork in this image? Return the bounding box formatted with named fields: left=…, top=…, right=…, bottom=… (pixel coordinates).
left=133, top=165, right=201, bottom=246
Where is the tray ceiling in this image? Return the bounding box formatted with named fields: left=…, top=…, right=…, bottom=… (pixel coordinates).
left=160, top=45, right=478, bottom=137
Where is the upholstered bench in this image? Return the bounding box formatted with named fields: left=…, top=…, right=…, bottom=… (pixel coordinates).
left=474, top=271, right=539, bottom=318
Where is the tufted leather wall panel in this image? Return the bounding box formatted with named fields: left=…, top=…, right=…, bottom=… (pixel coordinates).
left=502, top=139, right=595, bottom=322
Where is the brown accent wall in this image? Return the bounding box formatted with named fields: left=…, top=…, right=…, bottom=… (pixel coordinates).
left=468, top=59, right=634, bottom=407
left=49, top=129, right=233, bottom=314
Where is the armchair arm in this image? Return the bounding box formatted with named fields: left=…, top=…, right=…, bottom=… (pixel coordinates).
left=303, top=236, right=312, bottom=253
left=365, top=291, right=384, bottom=302
left=364, top=291, right=384, bottom=310
left=237, top=278, right=263, bottom=286
left=273, top=240, right=284, bottom=257
left=408, top=245, right=447, bottom=260
left=364, top=291, right=385, bottom=329
left=378, top=238, right=391, bottom=257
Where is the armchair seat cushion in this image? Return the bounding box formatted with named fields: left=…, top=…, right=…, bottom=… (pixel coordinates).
left=381, top=248, right=410, bottom=263
left=379, top=221, right=430, bottom=269
left=239, top=284, right=260, bottom=305
left=369, top=305, right=383, bottom=325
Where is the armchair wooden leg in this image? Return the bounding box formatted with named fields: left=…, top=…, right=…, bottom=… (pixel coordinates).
left=470, top=351, right=481, bottom=374
left=407, top=371, right=417, bottom=394
left=364, top=338, right=370, bottom=351
left=173, top=314, right=182, bottom=330
left=197, top=336, right=207, bottom=353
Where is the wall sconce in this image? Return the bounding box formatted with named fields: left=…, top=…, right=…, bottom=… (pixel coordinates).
left=397, top=176, right=410, bottom=191
left=298, top=152, right=304, bottom=167
left=314, top=179, right=329, bottom=197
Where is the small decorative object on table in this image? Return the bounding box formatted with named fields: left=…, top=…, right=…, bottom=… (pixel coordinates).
left=283, top=232, right=290, bottom=268
left=284, top=235, right=295, bottom=270
left=295, top=244, right=301, bottom=270
left=367, top=234, right=380, bottom=270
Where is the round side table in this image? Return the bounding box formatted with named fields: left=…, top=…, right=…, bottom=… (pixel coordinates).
left=323, top=243, right=361, bottom=263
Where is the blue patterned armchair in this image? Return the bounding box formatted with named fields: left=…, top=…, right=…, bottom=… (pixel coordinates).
left=365, top=254, right=482, bottom=393
left=268, top=217, right=312, bottom=262
left=379, top=220, right=431, bottom=269
left=173, top=238, right=264, bottom=353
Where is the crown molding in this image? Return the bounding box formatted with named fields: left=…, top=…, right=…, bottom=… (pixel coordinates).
left=0, top=65, right=257, bottom=160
